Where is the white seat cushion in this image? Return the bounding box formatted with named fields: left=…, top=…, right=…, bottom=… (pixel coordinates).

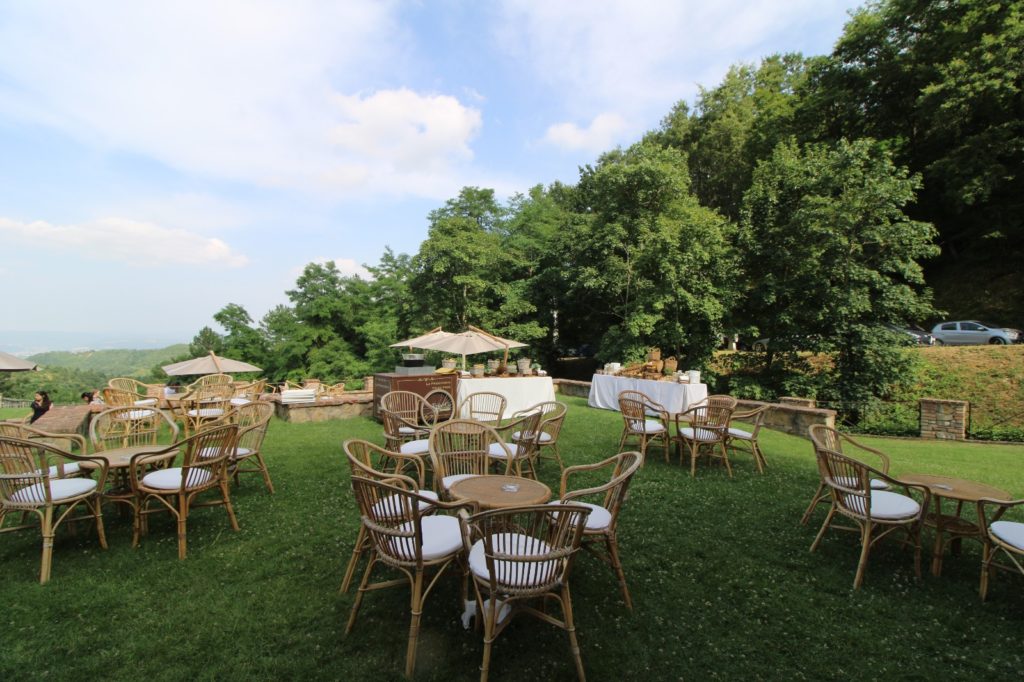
left=397, top=426, right=420, bottom=435
left=442, top=473, right=478, bottom=490
left=843, top=490, right=920, bottom=520
left=628, top=420, right=665, bottom=434
left=372, top=490, right=439, bottom=519
left=834, top=476, right=888, bottom=491
left=487, top=442, right=519, bottom=459
left=134, top=398, right=158, bottom=407
left=990, top=520, right=1024, bottom=551
left=677, top=427, right=720, bottom=442
left=512, top=431, right=553, bottom=443
left=117, top=409, right=157, bottom=420
left=229, top=397, right=251, bottom=406
left=234, top=447, right=253, bottom=459
left=727, top=427, right=753, bottom=439
left=187, top=408, right=224, bottom=418
left=388, top=515, right=463, bottom=561
left=469, top=533, right=556, bottom=587
left=547, top=500, right=612, bottom=531
left=400, top=439, right=429, bottom=455
left=141, top=467, right=214, bottom=490
left=40, top=462, right=81, bottom=478
left=11, top=477, right=97, bottom=504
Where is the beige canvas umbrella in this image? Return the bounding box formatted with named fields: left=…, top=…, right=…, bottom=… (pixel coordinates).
left=389, top=327, right=455, bottom=350
left=162, top=351, right=262, bottom=376
left=0, top=350, right=37, bottom=371
left=416, top=326, right=527, bottom=369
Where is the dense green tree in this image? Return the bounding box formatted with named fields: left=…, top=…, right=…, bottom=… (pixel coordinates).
left=188, top=326, right=224, bottom=356
left=213, top=303, right=268, bottom=366
left=739, top=138, right=938, bottom=416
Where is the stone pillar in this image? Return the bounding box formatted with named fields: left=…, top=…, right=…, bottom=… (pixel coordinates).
left=919, top=399, right=968, bottom=440
left=363, top=376, right=374, bottom=393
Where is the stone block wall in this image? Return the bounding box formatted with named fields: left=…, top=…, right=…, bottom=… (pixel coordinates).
left=919, top=399, right=968, bottom=440
left=779, top=396, right=817, bottom=408
left=735, top=399, right=835, bottom=438
left=553, top=379, right=592, bottom=399
left=273, top=392, right=374, bottom=423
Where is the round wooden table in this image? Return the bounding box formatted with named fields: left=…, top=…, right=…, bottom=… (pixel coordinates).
left=899, top=473, right=1011, bottom=576
left=449, top=475, right=551, bottom=510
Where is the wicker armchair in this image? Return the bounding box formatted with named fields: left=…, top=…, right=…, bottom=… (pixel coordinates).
left=89, top=406, right=179, bottom=452
left=128, top=424, right=240, bottom=559
left=227, top=402, right=275, bottom=493
left=0, top=422, right=88, bottom=469
left=550, top=450, right=643, bottom=610
left=673, top=396, right=736, bottom=476
left=801, top=426, right=892, bottom=525
left=512, top=401, right=567, bottom=470
left=977, top=497, right=1024, bottom=600
left=458, top=391, right=506, bottom=424
left=725, top=403, right=770, bottom=473
left=109, top=377, right=164, bottom=402
left=617, top=390, right=670, bottom=463
left=429, top=419, right=511, bottom=497
left=102, top=386, right=158, bottom=408
left=230, top=378, right=267, bottom=405
left=461, top=503, right=592, bottom=681
left=346, top=475, right=471, bottom=678
left=178, top=384, right=233, bottom=437
left=0, top=436, right=109, bottom=583
left=491, top=409, right=545, bottom=478
left=810, top=446, right=929, bottom=588
left=380, top=390, right=433, bottom=451
left=339, top=439, right=436, bottom=594
left=187, top=373, right=234, bottom=390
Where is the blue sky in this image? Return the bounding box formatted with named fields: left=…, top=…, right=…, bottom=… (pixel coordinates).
left=0, top=0, right=861, bottom=350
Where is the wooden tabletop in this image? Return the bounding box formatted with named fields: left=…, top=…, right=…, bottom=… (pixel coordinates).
left=899, top=473, right=1011, bottom=503
left=80, top=445, right=177, bottom=469
left=449, top=475, right=551, bottom=510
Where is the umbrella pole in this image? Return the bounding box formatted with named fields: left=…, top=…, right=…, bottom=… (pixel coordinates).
left=461, top=354, right=466, bottom=371
left=209, top=351, right=223, bottom=374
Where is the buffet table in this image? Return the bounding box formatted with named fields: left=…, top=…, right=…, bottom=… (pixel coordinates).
left=457, top=376, right=556, bottom=417
left=588, top=374, right=707, bottom=414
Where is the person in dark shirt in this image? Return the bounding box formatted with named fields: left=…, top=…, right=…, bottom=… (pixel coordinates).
left=30, top=391, right=51, bottom=424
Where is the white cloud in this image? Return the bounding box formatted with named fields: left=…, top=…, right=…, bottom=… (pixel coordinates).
left=0, top=1, right=483, bottom=199
left=495, top=0, right=854, bottom=118
left=0, top=217, right=248, bottom=268
left=295, top=257, right=373, bottom=280
left=544, top=113, right=628, bottom=152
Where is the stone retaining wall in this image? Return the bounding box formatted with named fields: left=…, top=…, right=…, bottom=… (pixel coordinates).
left=735, top=399, right=835, bottom=438
left=553, top=378, right=592, bottom=399
left=27, top=405, right=92, bottom=436
left=919, top=398, right=967, bottom=440
left=272, top=392, right=374, bottom=423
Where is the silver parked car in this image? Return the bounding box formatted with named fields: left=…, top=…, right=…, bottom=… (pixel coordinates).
left=930, top=320, right=1021, bottom=345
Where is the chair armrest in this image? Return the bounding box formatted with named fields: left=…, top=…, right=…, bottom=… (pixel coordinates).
left=558, top=456, right=617, bottom=498
left=732, top=405, right=769, bottom=422
left=977, top=497, right=1024, bottom=531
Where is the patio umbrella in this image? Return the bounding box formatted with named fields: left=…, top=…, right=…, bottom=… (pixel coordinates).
left=416, top=326, right=527, bottom=369
left=0, top=350, right=37, bottom=371
left=162, top=351, right=262, bottom=376
left=389, top=327, right=455, bottom=350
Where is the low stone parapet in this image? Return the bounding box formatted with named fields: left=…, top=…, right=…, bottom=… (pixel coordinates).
left=733, top=400, right=836, bottom=439
left=26, top=405, right=92, bottom=436
left=273, top=391, right=374, bottom=423
left=553, top=379, right=592, bottom=399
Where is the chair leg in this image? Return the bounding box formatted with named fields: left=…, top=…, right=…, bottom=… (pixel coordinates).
left=346, top=554, right=377, bottom=635
left=549, top=443, right=565, bottom=471
left=753, top=441, right=767, bottom=473
left=177, top=495, right=189, bottom=560
left=800, top=483, right=827, bottom=525
left=91, top=497, right=108, bottom=550
left=980, top=542, right=993, bottom=601
left=606, top=534, right=632, bottom=611
left=689, top=442, right=699, bottom=478
left=39, top=506, right=54, bottom=584
left=561, top=583, right=586, bottom=682
left=809, top=505, right=835, bottom=553
left=853, top=523, right=873, bottom=589
left=718, top=441, right=732, bottom=478
left=340, top=525, right=367, bottom=594
left=617, top=430, right=628, bottom=454
left=405, top=570, right=424, bottom=678
left=254, top=454, right=275, bottom=494
left=480, top=591, right=498, bottom=682
left=661, top=434, right=669, bottom=464
left=221, top=480, right=240, bottom=531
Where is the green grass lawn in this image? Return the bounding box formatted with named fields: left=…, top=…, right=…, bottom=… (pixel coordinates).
left=2, top=396, right=1023, bottom=680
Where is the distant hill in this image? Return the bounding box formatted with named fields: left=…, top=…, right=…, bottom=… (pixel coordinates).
left=28, top=344, right=190, bottom=377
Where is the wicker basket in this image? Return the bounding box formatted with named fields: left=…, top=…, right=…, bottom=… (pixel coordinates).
left=647, top=347, right=661, bottom=361
left=663, top=356, right=678, bottom=373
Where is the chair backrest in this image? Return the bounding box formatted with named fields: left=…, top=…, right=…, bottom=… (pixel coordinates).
left=350, top=475, right=437, bottom=568
left=815, top=447, right=876, bottom=520
left=187, top=374, right=234, bottom=391
left=232, top=379, right=267, bottom=399
left=618, top=391, right=664, bottom=430
left=505, top=409, right=545, bottom=458
left=0, top=436, right=105, bottom=507
left=0, top=421, right=86, bottom=454
left=561, top=451, right=643, bottom=531
left=465, top=504, right=592, bottom=594
left=102, top=387, right=140, bottom=407
left=706, top=394, right=739, bottom=411
left=380, top=391, right=425, bottom=424
left=343, top=438, right=426, bottom=488
left=534, top=401, right=568, bottom=443
left=458, top=391, right=506, bottom=423
left=234, top=402, right=274, bottom=454
left=734, top=404, right=769, bottom=438
left=808, top=425, right=890, bottom=474
left=429, top=419, right=508, bottom=480
left=90, top=406, right=179, bottom=451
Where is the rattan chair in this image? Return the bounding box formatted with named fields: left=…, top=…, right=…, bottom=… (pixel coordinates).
left=617, top=390, right=670, bottom=463
left=512, top=401, right=567, bottom=470
left=339, top=439, right=436, bottom=594
left=550, top=450, right=644, bottom=610
left=0, top=422, right=88, bottom=470
left=227, top=402, right=275, bottom=493
left=322, top=382, right=347, bottom=398
left=89, top=406, right=180, bottom=452
left=187, top=373, right=234, bottom=390
left=380, top=390, right=433, bottom=451
left=429, top=419, right=511, bottom=497
left=673, top=397, right=736, bottom=476
left=128, top=424, right=240, bottom=559
left=230, top=378, right=267, bottom=405
left=725, top=403, right=770, bottom=473
left=0, top=436, right=109, bottom=583
left=179, top=384, right=233, bottom=437
left=491, top=409, right=545, bottom=478
left=461, top=503, right=592, bottom=681
left=102, top=386, right=158, bottom=408
left=346, top=475, right=471, bottom=678
left=977, top=497, right=1024, bottom=600
left=801, top=426, right=892, bottom=525
left=458, top=391, right=506, bottom=424
left=109, top=377, right=164, bottom=402
left=810, top=446, right=929, bottom=588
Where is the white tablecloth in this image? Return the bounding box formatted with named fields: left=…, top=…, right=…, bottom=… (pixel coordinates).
left=457, top=377, right=556, bottom=418
left=588, top=374, right=707, bottom=415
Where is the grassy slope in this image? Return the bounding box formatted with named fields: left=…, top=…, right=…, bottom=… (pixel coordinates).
left=27, top=344, right=189, bottom=377
left=2, top=396, right=1023, bottom=680
left=909, top=345, right=1024, bottom=429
